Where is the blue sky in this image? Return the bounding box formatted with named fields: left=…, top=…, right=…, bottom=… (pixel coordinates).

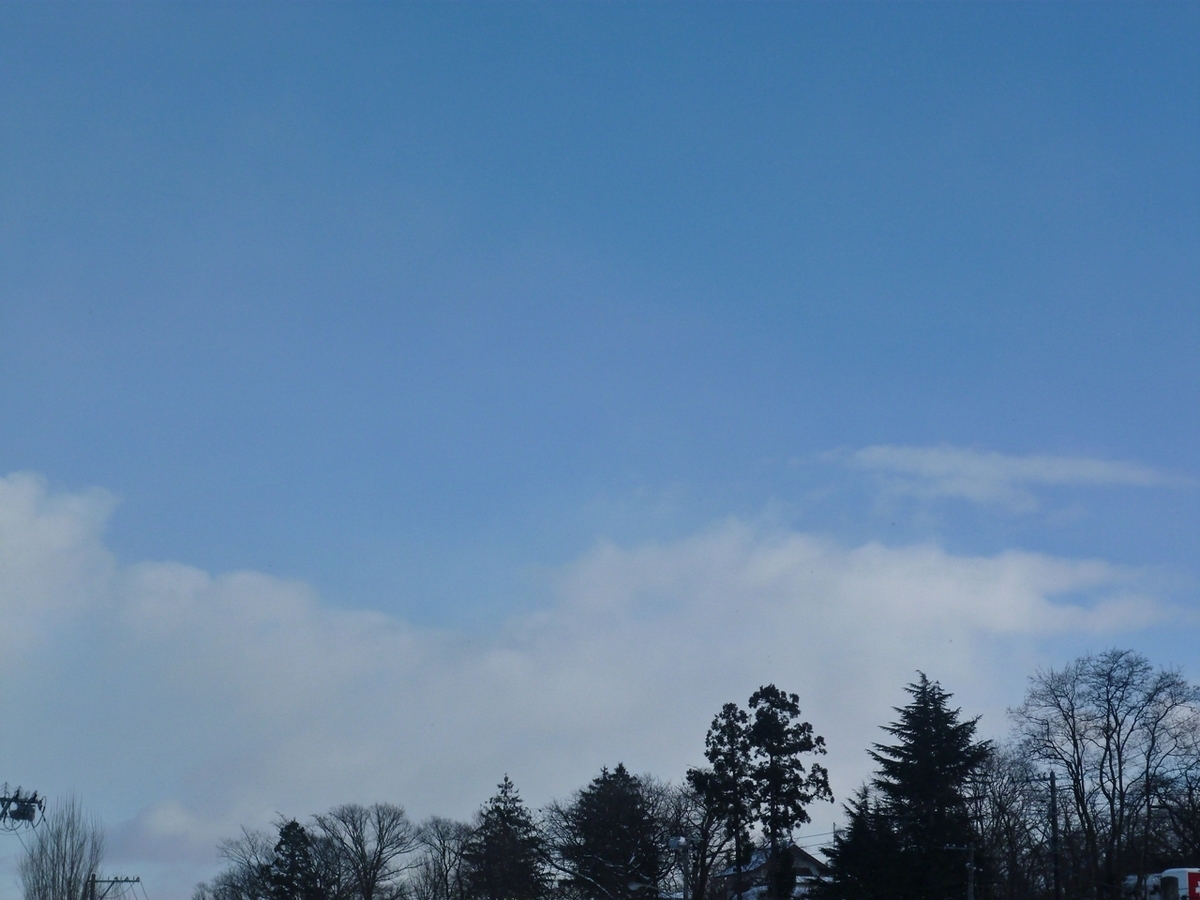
left=0, top=4, right=1197, bottom=898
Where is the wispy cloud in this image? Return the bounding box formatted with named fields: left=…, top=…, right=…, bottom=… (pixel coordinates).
left=845, top=445, right=1192, bottom=511
left=0, top=472, right=1186, bottom=899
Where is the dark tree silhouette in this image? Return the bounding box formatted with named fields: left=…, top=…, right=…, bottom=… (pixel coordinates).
left=820, top=787, right=902, bottom=900
left=270, top=820, right=322, bottom=900
left=688, top=703, right=754, bottom=900
left=1013, top=650, right=1200, bottom=900
left=412, top=817, right=470, bottom=900
left=19, top=796, right=106, bottom=900
left=676, top=773, right=735, bottom=900
left=824, top=674, right=990, bottom=900
left=313, top=803, right=417, bottom=900
left=747, top=685, right=833, bottom=900
left=547, top=765, right=664, bottom=900
left=462, top=776, right=547, bottom=900
left=196, top=828, right=275, bottom=900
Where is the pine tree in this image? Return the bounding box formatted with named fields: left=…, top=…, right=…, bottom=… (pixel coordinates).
left=747, top=685, right=833, bottom=900
left=820, top=788, right=902, bottom=900
left=269, top=820, right=321, bottom=900
left=688, top=703, right=754, bottom=900
left=689, top=688, right=831, bottom=900
left=870, top=675, right=989, bottom=842
left=824, top=674, right=991, bottom=900
left=553, top=765, right=663, bottom=900
left=462, top=777, right=547, bottom=900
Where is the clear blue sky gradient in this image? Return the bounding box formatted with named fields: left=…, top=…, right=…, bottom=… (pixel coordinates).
left=2, top=4, right=1197, bottom=624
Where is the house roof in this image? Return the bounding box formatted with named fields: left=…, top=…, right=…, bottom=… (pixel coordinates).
left=714, top=844, right=830, bottom=880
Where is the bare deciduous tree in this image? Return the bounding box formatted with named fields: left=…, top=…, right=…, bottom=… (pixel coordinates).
left=310, top=826, right=352, bottom=900
left=411, top=817, right=471, bottom=900
left=193, top=822, right=356, bottom=900
left=970, top=745, right=1053, bottom=900
left=313, top=803, right=418, bottom=900
left=654, top=778, right=732, bottom=900
left=192, top=827, right=275, bottom=900
left=20, top=795, right=106, bottom=900
left=1012, top=649, right=1200, bottom=900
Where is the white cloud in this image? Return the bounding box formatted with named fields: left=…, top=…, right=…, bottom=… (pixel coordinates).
left=845, top=444, right=1192, bottom=511
left=0, top=473, right=1186, bottom=900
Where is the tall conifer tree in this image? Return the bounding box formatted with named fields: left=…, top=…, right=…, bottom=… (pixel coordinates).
left=822, top=674, right=990, bottom=900
left=553, top=765, right=663, bottom=900
left=463, top=777, right=547, bottom=900
left=747, top=685, right=833, bottom=900
left=269, top=820, right=322, bottom=900
left=689, top=703, right=754, bottom=900
left=821, top=788, right=902, bottom=900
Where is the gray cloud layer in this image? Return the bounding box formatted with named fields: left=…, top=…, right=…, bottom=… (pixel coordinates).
left=0, top=472, right=1181, bottom=899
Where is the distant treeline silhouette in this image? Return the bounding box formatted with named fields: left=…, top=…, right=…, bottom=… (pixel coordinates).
left=191, top=651, right=1200, bottom=900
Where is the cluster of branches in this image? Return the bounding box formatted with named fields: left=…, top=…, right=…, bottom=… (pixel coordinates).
left=20, top=795, right=106, bottom=900
left=194, top=803, right=421, bottom=900
left=998, top=649, right=1200, bottom=900
left=198, top=685, right=832, bottom=900
left=821, top=650, right=1200, bottom=900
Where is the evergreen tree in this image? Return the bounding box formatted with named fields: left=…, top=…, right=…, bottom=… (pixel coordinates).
left=870, top=675, right=989, bottom=843
left=688, top=688, right=830, bottom=900
left=823, top=674, right=990, bottom=900
left=747, top=685, right=833, bottom=900
left=462, top=777, right=547, bottom=900
left=820, top=788, right=902, bottom=900
left=551, top=765, right=663, bottom=900
left=269, top=820, right=321, bottom=900
left=688, top=703, right=754, bottom=900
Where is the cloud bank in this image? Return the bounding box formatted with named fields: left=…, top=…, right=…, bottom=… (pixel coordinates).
left=846, top=444, right=1191, bottom=511
left=0, top=472, right=1181, bottom=899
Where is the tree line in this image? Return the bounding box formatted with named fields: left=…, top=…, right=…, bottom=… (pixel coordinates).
left=192, top=684, right=831, bottom=900
left=21, top=649, right=1200, bottom=900
left=823, top=650, right=1200, bottom=900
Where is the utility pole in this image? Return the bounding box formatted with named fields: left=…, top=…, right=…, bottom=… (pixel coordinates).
left=670, top=836, right=690, bottom=900
left=88, top=874, right=141, bottom=900
left=1051, top=771, right=1062, bottom=900
left=945, top=844, right=976, bottom=900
